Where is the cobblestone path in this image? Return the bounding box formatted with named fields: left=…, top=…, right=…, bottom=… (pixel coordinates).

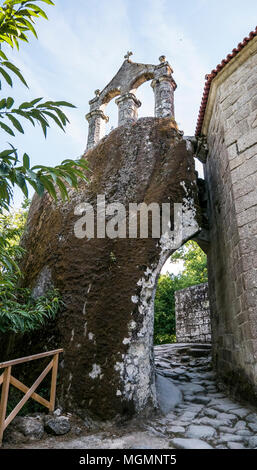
left=148, top=343, right=257, bottom=449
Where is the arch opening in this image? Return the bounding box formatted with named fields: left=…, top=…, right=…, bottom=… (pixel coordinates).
left=154, top=240, right=210, bottom=347
left=104, top=97, right=119, bottom=135
left=136, top=80, right=155, bottom=119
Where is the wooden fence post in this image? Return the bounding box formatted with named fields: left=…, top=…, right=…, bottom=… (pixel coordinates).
left=49, top=353, right=59, bottom=412
left=0, top=366, right=11, bottom=446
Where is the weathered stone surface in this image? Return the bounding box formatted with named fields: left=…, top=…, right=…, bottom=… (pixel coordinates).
left=1, top=118, right=201, bottom=421
left=7, top=416, right=44, bottom=441
left=186, top=425, right=216, bottom=439
left=227, top=442, right=246, bottom=449
left=44, top=416, right=71, bottom=436
left=175, top=283, right=211, bottom=343
left=190, top=395, right=211, bottom=405
left=171, top=438, right=213, bottom=449
left=155, top=374, right=182, bottom=414
left=167, top=426, right=185, bottom=434
left=248, top=436, right=257, bottom=448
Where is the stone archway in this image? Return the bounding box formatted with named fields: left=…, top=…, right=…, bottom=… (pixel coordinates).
left=16, top=116, right=203, bottom=420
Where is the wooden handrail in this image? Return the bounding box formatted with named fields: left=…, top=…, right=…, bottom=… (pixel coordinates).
left=0, top=348, right=63, bottom=446
left=0, top=348, right=63, bottom=369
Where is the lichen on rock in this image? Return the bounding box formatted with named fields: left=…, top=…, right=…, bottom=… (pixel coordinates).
left=14, top=117, right=202, bottom=420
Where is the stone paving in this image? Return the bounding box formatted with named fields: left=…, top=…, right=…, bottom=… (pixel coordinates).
left=146, top=343, right=257, bottom=449
left=3, top=342, right=257, bottom=450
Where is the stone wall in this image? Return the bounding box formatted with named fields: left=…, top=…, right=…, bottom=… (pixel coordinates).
left=175, top=283, right=211, bottom=343
left=204, top=37, right=257, bottom=402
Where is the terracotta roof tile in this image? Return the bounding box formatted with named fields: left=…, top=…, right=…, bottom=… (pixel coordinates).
left=195, top=26, right=257, bottom=136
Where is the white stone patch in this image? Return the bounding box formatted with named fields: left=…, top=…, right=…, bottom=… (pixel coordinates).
left=83, top=322, right=87, bottom=337
left=67, top=372, right=73, bottom=393
left=128, top=320, right=137, bottom=330
left=116, top=390, right=122, bottom=396
left=123, top=337, right=131, bottom=345
left=131, top=295, right=138, bottom=304
left=117, top=194, right=200, bottom=413
left=89, top=364, right=102, bottom=379
left=88, top=332, right=95, bottom=341
left=114, top=362, right=124, bottom=373
left=70, top=329, right=74, bottom=342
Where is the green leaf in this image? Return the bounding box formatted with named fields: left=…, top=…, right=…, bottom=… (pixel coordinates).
left=43, top=110, right=64, bottom=131
left=52, top=101, right=76, bottom=108
left=6, top=97, right=14, bottom=109
left=0, top=50, right=8, bottom=61
left=15, top=171, right=26, bottom=190
left=28, top=176, right=44, bottom=196
left=2, top=62, right=28, bottom=87
left=56, top=177, right=68, bottom=201
left=11, top=108, right=35, bottom=125
left=38, top=174, right=57, bottom=200
left=0, top=120, right=15, bottom=136
left=0, top=67, right=12, bottom=86
left=26, top=168, right=38, bottom=182
left=53, top=107, right=69, bottom=125
left=23, top=153, right=30, bottom=169
left=18, top=17, right=38, bottom=38
left=29, top=97, right=43, bottom=106
left=0, top=98, right=6, bottom=109
left=19, top=101, right=32, bottom=109
left=6, top=113, right=24, bottom=133
left=26, top=4, right=48, bottom=19
left=0, top=149, right=16, bottom=158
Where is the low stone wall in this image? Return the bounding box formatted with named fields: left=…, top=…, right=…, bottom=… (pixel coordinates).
left=175, top=283, right=211, bottom=343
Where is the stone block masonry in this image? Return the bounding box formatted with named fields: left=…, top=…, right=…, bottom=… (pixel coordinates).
left=175, top=283, right=211, bottom=343
left=203, top=36, right=257, bottom=404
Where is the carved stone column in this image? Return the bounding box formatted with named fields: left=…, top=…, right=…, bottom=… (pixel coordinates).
left=115, top=92, right=141, bottom=126
left=86, top=91, right=108, bottom=151
left=151, top=56, right=177, bottom=118
left=86, top=109, right=109, bottom=150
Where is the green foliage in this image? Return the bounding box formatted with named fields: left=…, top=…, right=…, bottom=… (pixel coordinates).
left=172, top=240, right=208, bottom=284
left=0, top=0, right=90, bottom=213
left=0, top=202, right=63, bottom=333
left=0, top=284, right=61, bottom=333
left=154, top=241, right=208, bottom=345
left=0, top=198, right=28, bottom=281
left=0, top=0, right=90, bottom=281
left=0, top=0, right=55, bottom=49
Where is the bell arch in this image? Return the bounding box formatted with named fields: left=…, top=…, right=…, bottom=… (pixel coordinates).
left=85, top=53, right=177, bottom=150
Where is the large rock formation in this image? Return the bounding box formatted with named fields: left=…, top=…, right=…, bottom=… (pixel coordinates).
left=9, top=117, right=202, bottom=420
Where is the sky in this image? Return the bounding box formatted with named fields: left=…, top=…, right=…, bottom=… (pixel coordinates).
left=2, top=0, right=257, bottom=271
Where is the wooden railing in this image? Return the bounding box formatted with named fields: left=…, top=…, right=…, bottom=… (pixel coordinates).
left=0, top=348, right=63, bottom=446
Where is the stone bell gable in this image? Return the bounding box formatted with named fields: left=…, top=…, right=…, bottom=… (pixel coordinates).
left=85, top=53, right=177, bottom=150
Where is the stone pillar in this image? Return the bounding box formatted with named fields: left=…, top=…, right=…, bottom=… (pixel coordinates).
left=86, top=90, right=108, bottom=151
left=151, top=56, right=177, bottom=118
left=115, top=92, right=141, bottom=126
left=86, top=109, right=109, bottom=150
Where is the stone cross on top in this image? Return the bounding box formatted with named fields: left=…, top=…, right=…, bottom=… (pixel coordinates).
left=85, top=54, right=177, bottom=151
left=124, top=51, right=133, bottom=61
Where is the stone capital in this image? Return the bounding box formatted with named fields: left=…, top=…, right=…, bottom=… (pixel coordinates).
left=85, top=109, right=109, bottom=123
left=115, top=92, right=141, bottom=108
left=151, top=76, right=177, bottom=91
